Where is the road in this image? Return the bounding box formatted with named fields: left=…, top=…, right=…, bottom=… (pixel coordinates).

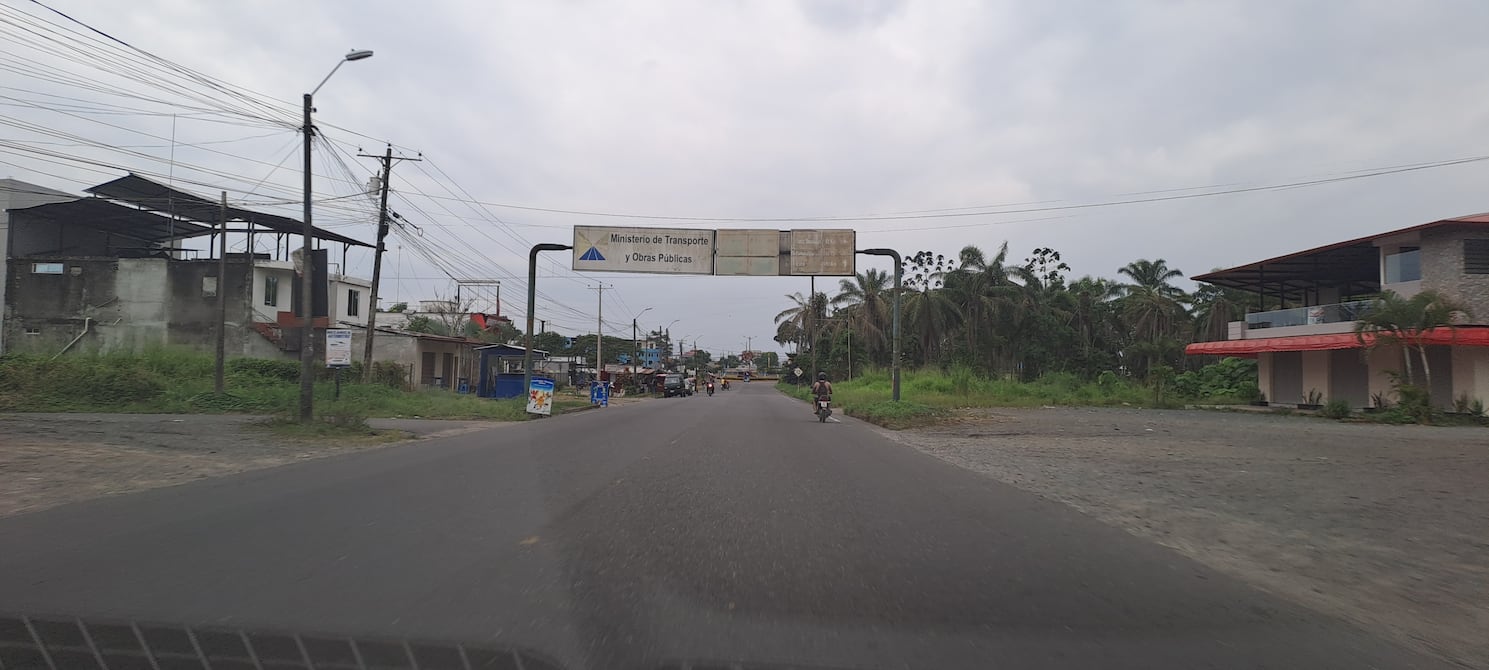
left=0, top=383, right=1453, bottom=669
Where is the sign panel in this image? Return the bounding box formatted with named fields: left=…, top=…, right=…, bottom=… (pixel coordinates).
left=789, top=229, right=856, bottom=276
left=590, top=380, right=610, bottom=407
left=325, top=329, right=353, bottom=368
left=573, top=226, right=715, bottom=275
left=526, top=378, right=555, bottom=415
left=714, top=229, right=782, bottom=277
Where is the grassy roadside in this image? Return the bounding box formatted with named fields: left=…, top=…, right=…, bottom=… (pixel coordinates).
left=779, top=368, right=1203, bottom=429
left=0, top=351, right=592, bottom=421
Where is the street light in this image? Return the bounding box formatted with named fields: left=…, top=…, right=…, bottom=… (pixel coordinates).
left=523, top=243, right=573, bottom=397
left=299, top=49, right=373, bottom=422
left=632, top=306, right=653, bottom=367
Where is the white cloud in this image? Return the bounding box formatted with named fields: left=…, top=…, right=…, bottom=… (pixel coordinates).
left=4, top=0, right=1488, bottom=352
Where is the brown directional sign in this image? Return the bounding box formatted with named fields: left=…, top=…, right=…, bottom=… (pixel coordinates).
left=789, top=229, right=856, bottom=276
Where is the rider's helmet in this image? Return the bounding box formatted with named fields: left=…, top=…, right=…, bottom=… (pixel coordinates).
left=817, top=372, right=827, bottom=381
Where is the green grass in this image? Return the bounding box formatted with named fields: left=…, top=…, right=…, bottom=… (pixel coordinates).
left=0, top=350, right=588, bottom=420
left=779, top=368, right=1199, bottom=428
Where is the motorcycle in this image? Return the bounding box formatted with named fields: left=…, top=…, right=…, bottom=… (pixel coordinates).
left=816, top=396, right=832, bottom=422
left=706, top=382, right=715, bottom=397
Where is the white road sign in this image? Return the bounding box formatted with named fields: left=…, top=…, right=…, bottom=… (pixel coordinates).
left=573, top=226, right=715, bottom=275
left=325, top=329, right=353, bottom=368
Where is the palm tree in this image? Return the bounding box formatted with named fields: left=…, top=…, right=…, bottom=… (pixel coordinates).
left=832, top=269, right=892, bottom=365
left=1118, top=259, right=1187, bottom=299
left=1355, top=289, right=1472, bottom=393
left=903, top=280, right=963, bottom=367
left=774, top=289, right=829, bottom=367
left=1191, top=282, right=1253, bottom=343
left=1115, top=259, right=1190, bottom=378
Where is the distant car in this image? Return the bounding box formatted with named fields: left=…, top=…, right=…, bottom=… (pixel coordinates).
left=662, top=374, right=692, bottom=397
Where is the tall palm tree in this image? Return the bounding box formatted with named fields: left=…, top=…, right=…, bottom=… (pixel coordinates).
left=1191, top=282, right=1252, bottom=343
left=832, top=269, right=892, bottom=365
left=903, top=279, right=963, bottom=367
left=1116, top=259, right=1189, bottom=378
left=1118, top=259, right=1187, bottom=300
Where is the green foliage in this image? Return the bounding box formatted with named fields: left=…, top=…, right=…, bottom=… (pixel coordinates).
left=1303, top=388, right=1324, bottom=406
left=388, top=302, right=408, bottom=313
left=777, top=366, right=1157, bottom=429
left=0, top=351, right=540, bottom=420
left=1237, top=384, right=1264, bottom=404
left=228, top=357, right=300, bottom=383
left=1321, top=399, right=1352, bottom=420
left=1376, top=383, right=1438, bottom=425
left=1171, top=357, right=1257, bottom=401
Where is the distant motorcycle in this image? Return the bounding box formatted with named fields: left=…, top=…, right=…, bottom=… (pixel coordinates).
left=706, top=382, right=715, bottom=396
left=816, top=397, right=832, bottom=422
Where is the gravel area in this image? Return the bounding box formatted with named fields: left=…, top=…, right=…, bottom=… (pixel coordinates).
left=882, top=407, right=1489, bottom=668
left=0, top=413, right=503, bottom=518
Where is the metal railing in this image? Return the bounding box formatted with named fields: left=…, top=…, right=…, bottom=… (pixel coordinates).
left=1245, top=300, right=1374, bottom=330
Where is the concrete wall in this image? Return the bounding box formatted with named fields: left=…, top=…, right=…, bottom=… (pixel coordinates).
left=1420, top=225, right=1489, bottom=324
left=1300, top=350, right=1329, bottom=404
left=1328, top=349, right=1371, bottom=407
left=329, top=276, right=370, bottom=327
left=0, top=179, right=77, bottom=354
left=340, top=329, right=477, bottom=390
left=1271, top=351, right=1303, bottom=405
left=1364, top=344, right=1402, bottom=408
left=2, top=257, right=261, bottom=357
left=1256, top=352, right=1274, bottom=401
left=1452, top=347, right=1489, bottom=407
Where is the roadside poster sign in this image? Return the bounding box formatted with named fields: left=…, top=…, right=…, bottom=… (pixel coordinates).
left=590, top=381, right=610, bottom=407
left=325, top=329, right=353, bottom=368
left=526, top=378, right=555, bottom=415
left=573, top=226, right=715, bottom=275
left=793, top=367, right=804, bottom=378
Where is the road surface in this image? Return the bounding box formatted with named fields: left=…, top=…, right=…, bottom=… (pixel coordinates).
left=0, top=384, right=1452, bottom=669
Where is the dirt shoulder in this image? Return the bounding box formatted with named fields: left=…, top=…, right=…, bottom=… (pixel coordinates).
left=883, top=407, right=1489, bottom=668
left=0, top=413, right=506, bottom=518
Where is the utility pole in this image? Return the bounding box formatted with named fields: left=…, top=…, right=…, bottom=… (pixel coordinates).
left=359, top=145, right=419, bottom=382
left=809, top=275, right=817, bottom=379
left=214, top=191, right=228, bottom=394
left=590, top=284, right=609, bottom=380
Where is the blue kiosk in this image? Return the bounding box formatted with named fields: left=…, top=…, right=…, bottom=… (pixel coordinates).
left=475, top=344, right=550, bottom=399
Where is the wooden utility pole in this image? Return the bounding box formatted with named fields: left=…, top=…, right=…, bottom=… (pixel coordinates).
left=359, top=145, right=419, bottom=382
left=214, top=191, right=228, bottom=394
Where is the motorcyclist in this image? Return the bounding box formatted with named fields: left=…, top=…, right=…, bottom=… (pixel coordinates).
left=811, top=372, right=832, bottom=413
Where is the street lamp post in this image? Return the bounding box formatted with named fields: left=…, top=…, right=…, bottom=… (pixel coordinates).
left=857, top=248, right=902, bottom=402
left=299, top=49, right=373, bottom=423
left=523, top=243, right=573, bottom=399
left=633, top=306, right=653, bottom=368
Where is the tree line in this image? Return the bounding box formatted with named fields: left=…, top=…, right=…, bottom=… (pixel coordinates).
left=775, top=242, right=1254, bottom=381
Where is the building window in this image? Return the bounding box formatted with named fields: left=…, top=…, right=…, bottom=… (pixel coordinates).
left=264, top=275, right=279, bottom=306
left=347, top=289, right=361, bottom=316
left=1384, top=247, right=1421, bottom=283
left=24, top=328, right=40, bottom=335
left=1466, top=239, right=1489, bottom=275
left=31, top=262, right=63, bottom=274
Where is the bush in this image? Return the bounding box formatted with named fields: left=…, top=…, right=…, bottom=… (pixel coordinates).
left=228, top=357, right=300, bottom=383
left=1320, top=399, right=1352, bottom=419
left=1173, top=357, right=1258, bottom=401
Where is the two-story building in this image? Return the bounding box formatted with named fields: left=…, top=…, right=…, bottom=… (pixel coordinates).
left=1, top=173, right=372, bottom=359
left=1186, top=212, right=1489, bottom=408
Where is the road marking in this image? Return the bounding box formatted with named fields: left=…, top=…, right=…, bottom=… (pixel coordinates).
left=518, top=536, right=540, bottom=546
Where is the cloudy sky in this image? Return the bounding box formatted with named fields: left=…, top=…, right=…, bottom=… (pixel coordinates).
left=4, top=0, right=1489, bottom=358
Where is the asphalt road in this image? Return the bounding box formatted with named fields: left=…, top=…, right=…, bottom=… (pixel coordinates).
left=0, top=384, right=1453, bottom=669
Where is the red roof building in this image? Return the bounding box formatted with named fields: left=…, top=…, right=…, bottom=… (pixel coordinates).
left=1186, top=212, right=1489, bottom=408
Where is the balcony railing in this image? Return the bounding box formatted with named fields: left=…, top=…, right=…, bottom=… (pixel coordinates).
left=1245, top=300, right=1375, bottom=330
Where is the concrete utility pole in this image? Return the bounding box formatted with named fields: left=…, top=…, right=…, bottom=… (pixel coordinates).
left=359, top=145, right=419, bottom=382
left=591, top=284, right=609, bottom=379
left=632, top=306, right=653, bottom=368
left=214, top=191, right=228, bottom=394
left=300, top=49, right=373, bottom=422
